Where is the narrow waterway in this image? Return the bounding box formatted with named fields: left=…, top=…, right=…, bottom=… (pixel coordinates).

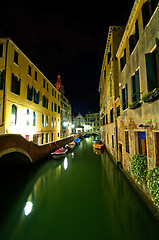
left=0, top=137, right=159, bottom=240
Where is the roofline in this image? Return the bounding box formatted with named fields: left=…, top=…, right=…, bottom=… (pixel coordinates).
left=116, top=0, right=139, bottom=57
left=0, top=38, right=61, bottom=94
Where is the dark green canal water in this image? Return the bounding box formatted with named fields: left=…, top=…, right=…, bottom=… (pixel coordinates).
left=0, top=137, right=159, bottom=240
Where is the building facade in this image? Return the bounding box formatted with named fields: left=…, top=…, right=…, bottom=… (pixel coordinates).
left=0, top=39, right=61, bottom=144
left=55, top=75, right=72, bottom=138
left=60, top=94, right=72, bottom=138
left=85, top=113, right=100, bottom=132
left=99, top=0, right=159, bottom=172
left=72, top=113, right=86, bottom=133
left=99, top=26, right=125, bottom=159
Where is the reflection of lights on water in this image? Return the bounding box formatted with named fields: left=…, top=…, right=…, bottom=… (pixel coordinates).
left=64, top=157, right=68, bottom=170
left=24, top=201, right=33, bottom=216
left=71, top=152, right=75, bottom=158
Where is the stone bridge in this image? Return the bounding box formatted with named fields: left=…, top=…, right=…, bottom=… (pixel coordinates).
left=0, top=134, right=74, bottom=166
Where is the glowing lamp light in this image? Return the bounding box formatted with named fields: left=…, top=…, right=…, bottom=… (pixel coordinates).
left=63, top=122, right=68, bottom=127
left=24, top=201, right=33, bottom=216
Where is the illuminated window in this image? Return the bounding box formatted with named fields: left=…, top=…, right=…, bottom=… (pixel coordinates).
left=51, top=117, right=54, bottom=127
left=10, top=104, right=17, bottom=125
left=46, top=115, right=48, bottom=127
left=26, top=109, right=30, bottom=126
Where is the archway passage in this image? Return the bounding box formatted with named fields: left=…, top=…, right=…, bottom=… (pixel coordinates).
left=0, top=151, right=32, bottom=167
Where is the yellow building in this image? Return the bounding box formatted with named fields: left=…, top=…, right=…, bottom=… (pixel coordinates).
left=0, top=38, right=61, bottom=144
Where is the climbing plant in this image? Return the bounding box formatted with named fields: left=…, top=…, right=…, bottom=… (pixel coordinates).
left=131, top=155, right=148, bottom=184
left=147, top=168, right=159, bottom=208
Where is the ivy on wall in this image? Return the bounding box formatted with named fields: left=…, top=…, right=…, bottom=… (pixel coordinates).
left=147, top=168, right=159, bottom=208
left=131, top=155, right=148, bottom=184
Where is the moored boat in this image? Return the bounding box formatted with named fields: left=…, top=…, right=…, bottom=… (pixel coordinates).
left=67, top=141, right=76, bottom=150
left=51, top=147, right=68, bottom=159
left=93, top=140, right=104, bottom=150
left=73, top=138, right=81, bottom=144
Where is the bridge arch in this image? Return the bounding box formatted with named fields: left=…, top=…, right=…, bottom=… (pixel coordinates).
left=0, top=148, right=33, bottom=165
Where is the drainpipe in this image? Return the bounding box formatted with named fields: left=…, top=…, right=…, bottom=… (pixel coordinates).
left=0, top=39, right=9, bottom=128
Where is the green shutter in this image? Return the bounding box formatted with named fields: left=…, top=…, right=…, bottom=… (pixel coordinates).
left=135, top=70, right=140, bottom=102
left=131, top=75, right=136, bottom=103
left=142, top=1, right=150, bottom=28
left=156, top=38, right=159, bottom=72
left=145, top=53, right=156, bottom=92
left=125, top=84, right=128, bottom=108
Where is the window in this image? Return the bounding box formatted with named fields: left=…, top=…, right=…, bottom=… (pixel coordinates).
left=54, top=117, right=56, bottom=127
left=51, top=117, right=54, bottom=127
left=27, top=84, right=33, bottom=101
left=14, top=51, right=18, bottom=65
left=26, top=109, right=30, bottom=126
left=145, top=43, right=159, bottom=92
left=122, top=84, right=128, bottom=110
left=42, top=114, right=45, bottom=127
left=42, top=95, right=48, bottom=108
left=28, top=65, right=32, bottom=76
left=0, top=70, right=4, bottom=90
left=46, top=115, right=48, bottom=127
left=11, top=73, right=21, bottom=95
left=0, top=44, right=3, bottom=57
left=116, top=105, right=120, bottom=117
left=52, top=88, right=54, bottom=96
left=58, top=106, right=60, bottom=114
left=131, top=70, right=140, bottom=103
left=110, top=108, right=113, bottom=123
left=54, top=103, right=57, bottom=112
left=136, top=132, right=147, bottom=156
left=120, top=49, right=126, bottom=71
left=129, top=20, right=139, bottom=54
left=33, top=111, right=36, bottom=126
left=42, top=133, right=44, bottom=144
left=34, top=89, right=39, bottom=104
left=52, top=102, right=53, bottom=112
left=51, top=133, right=53, bottom=141
left=125, top=131, right=130, bottom=153
left=10, top=104, right=17, bottom=125
left=35, top=71, right=37, bottom=81
left=43, top=79, right=45, bottom=88
left=46, top=133, right=49, bottom=143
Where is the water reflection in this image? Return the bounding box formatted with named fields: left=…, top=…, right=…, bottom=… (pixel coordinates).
left=0, top=137, right=159, bottom=240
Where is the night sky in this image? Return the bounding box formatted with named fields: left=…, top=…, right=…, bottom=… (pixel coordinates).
left=0, top=0, right=134, bottom=115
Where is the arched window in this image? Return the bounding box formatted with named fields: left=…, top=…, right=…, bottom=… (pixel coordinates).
left=42, top=114, right=45, bottom=127
left=10, top=104, right=17, bottom=125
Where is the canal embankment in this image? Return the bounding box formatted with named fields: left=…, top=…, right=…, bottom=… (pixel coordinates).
left=104, top=146, right=159, bottom=221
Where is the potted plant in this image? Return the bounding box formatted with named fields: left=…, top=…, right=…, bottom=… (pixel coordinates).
left=142, top=88, right=159, bottom=103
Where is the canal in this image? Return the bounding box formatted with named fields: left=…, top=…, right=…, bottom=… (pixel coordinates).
left=0, top=136, right=159, bottom=240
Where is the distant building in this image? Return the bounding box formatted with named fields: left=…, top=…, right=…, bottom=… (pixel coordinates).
left=85, top=113, right=100, bottom=132
left=0, top=38, right=61, bottom=144
left=55, top=75, right=72, bottom=138
left=72, top=113, right=86, bottom=133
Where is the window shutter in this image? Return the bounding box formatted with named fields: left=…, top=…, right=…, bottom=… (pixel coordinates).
left=131, top=75, right=136, bottom=103
left=125, top=84, right=128, bottom=108
left=142, top=1, right=150, bottom=28
left=145, top=53, right=156, bottom=92
left=135, top=70, right=140, bottom=102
